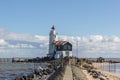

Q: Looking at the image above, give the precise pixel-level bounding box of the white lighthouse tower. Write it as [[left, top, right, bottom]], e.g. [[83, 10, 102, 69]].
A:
[[48, 25, 72, 59], [48, 25, 57, 58]]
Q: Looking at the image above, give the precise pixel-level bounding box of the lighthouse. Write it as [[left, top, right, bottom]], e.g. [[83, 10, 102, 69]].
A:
[[48, 25, 57, 58], [48, 25, 72, 59]]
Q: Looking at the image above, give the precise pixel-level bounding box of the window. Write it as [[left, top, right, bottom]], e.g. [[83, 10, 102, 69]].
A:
[[64, 45, 67, 49], [68, 45, 71, 50], [58, 46, 61, 49]]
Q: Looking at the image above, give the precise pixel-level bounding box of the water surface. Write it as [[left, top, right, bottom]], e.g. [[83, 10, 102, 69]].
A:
[[0, 62, 47, 80]]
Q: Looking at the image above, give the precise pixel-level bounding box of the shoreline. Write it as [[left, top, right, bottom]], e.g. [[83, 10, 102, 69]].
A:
[[93, 62, 120, 74], [92, 62, 109, 69], [77, 62, 120, 80], [93, 62, 120, 69], [92, 62, 120, 80]]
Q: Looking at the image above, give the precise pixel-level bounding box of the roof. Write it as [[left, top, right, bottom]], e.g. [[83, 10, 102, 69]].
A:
[[51, 25, 55, 30], [54, 41, 67, 45]]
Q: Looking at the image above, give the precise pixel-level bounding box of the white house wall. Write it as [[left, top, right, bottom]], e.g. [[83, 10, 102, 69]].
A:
[[69, 51, 72, 57], [55, 51, 72, 59]]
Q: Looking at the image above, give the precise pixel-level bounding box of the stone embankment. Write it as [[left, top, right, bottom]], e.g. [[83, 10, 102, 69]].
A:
[[15, 65, 54, 80], [15, 59, 63, 80], [72, 65, 88, 80]]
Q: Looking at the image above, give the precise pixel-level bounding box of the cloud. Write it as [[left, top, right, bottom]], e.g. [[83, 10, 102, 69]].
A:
[[1, 27, 120, 58], [35, 35, 48, 41], [0, 39, 8, 45], [58, 35, 120, 57], [89, 35, 104, 42], [7, 44, 36, 48]]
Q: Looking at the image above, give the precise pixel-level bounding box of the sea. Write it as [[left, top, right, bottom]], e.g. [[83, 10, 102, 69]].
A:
[[1, 58, 120, 80], [100, 63, 120, 74], [0, 60, 49, 80], [88, 58, 120, 74]]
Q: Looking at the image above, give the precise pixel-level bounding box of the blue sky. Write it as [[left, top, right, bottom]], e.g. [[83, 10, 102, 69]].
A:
[[0, 0, 120, 36]]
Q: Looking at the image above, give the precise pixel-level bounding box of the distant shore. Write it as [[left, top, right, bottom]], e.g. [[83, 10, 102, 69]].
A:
[[93, 62, 109, 69]]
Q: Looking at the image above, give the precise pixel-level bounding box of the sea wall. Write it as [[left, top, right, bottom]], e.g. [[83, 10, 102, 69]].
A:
[[47, 66, 64, 80], [15, 64, 54, 80], [15, 60, 63, 80]]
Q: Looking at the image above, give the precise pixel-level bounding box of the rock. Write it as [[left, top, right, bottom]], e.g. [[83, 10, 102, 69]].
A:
[[92, 74, 99, 78], [37, 66, 43, 71], [15, 77, 24, 80], [15, 62, 56, 80], [22, 76, 27, 80], [99, 76, 106, 80], [27, 73, 34, 80]]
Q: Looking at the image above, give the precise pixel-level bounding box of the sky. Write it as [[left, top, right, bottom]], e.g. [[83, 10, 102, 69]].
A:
[[0, 0, 120, 36], [0, 0, 120, 58]]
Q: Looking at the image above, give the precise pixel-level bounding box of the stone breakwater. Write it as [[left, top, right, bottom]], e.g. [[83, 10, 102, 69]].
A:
[[15, 63, 55, 80], [15, 59, 62, 80]]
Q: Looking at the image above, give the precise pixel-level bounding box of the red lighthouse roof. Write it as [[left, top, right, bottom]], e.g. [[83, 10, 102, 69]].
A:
[[51, 25, 55, 30]]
